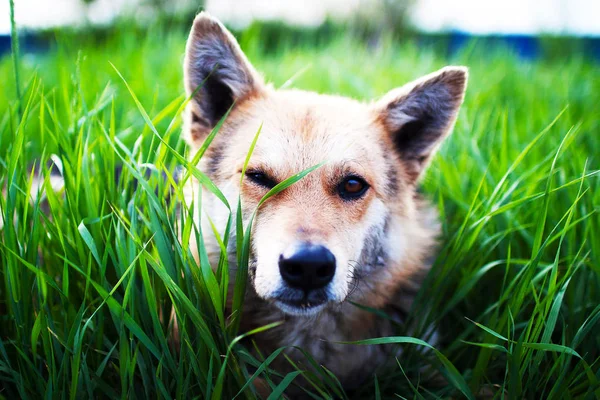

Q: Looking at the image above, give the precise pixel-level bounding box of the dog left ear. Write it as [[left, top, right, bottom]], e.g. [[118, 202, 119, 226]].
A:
[[374, 66, 468, 183]]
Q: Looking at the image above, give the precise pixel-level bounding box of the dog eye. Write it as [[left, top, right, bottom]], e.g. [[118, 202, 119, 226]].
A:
[[338, 176, 369, 200], [245, 171, 277, 189]]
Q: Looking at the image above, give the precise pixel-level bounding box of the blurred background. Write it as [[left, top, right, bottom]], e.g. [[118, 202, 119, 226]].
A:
[[1, 0, 599, 57], [1, 0, 600, 34]]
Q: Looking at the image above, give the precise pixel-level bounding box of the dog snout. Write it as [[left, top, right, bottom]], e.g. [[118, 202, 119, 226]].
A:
[[279, 244, 336, 291]]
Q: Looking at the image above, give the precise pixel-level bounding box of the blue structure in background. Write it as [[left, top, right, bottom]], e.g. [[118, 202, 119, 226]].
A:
[[1, 32, 599, 61], [0, 35, 10, 54], [446, 31, 600, 61], [0, 34, 51, 55], [448, 31, 540, 59], [583, 37, 600, 61]]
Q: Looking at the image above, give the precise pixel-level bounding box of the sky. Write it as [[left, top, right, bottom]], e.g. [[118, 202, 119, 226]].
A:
[[1, 0, 599, 36]]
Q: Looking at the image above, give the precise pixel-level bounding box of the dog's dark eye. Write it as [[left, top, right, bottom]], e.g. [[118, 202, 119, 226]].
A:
[[338, 176, 369, 200], [245, 171, 277, 189]]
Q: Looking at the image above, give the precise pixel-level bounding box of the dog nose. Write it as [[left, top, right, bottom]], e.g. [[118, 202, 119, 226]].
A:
[[279, 244, 336, 291]]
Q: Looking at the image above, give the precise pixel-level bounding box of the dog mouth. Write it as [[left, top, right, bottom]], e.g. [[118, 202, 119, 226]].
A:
[[271, 288, 330, 316], [274, 299, 327, 316]]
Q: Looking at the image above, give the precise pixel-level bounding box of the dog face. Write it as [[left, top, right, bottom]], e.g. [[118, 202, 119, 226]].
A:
[[183, 13, 467, 316]]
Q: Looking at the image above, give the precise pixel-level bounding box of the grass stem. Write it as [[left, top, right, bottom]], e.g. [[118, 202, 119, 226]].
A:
[[9, 0, 22, 118]]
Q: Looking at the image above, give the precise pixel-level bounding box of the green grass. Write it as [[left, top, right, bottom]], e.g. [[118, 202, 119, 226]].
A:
[[1, 18, 599, 399]]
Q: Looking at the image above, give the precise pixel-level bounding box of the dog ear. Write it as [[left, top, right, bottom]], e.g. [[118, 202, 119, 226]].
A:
[[183, 12, 264, 144], [374, 66, 467, 183]]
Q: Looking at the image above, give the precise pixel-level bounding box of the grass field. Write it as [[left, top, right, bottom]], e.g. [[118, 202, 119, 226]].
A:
[[1, 16, 599, 399]]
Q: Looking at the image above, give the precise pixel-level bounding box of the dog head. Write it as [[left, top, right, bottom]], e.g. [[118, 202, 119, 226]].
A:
[[183, 13, 467, 316]]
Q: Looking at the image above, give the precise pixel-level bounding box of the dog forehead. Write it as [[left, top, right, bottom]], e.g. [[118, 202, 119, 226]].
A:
[[236, 90, 385, 170]]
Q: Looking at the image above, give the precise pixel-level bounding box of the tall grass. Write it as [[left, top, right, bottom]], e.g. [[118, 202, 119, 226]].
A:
[[0, 19, 599, 398], [8, 0, 21, 116]]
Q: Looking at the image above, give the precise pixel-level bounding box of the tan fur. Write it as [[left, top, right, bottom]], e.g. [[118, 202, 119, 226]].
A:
[[181, 12, 468, 391]]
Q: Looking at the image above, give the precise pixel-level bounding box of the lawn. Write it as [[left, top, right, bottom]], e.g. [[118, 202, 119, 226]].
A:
[[0, 17, 599, 399]]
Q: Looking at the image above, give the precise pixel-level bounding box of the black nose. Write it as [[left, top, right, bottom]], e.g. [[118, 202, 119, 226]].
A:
[[279, 244, 336, 291]]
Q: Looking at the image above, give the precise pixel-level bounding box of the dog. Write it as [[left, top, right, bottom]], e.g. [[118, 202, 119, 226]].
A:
[[181, 12, 468, 390]]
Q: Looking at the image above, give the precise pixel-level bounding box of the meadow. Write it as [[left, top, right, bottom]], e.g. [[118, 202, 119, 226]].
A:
[[0, 17, 599, 399]]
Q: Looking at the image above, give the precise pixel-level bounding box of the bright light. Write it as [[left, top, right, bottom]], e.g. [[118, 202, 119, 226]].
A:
[[1, 0, 599, 36]]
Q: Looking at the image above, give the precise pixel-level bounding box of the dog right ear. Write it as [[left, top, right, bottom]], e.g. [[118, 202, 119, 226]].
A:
[[183, 12, 264, 144]]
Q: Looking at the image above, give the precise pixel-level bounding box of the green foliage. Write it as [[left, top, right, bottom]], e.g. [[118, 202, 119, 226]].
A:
[[0, 19, 599, 399], [8, 0, 21, 116]]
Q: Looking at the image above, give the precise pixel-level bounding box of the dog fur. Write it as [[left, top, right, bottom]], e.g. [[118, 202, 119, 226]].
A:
[[181, 13, 468, 390]]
